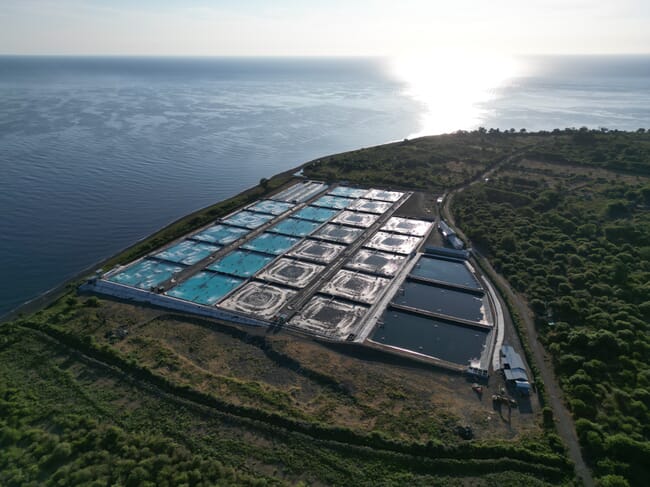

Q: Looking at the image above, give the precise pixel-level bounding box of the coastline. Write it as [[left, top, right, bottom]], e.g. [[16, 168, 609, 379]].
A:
[[0, 161, 310, 323]]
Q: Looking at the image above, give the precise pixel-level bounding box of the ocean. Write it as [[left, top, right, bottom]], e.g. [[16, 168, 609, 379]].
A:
[[1, 55, 648, 317]]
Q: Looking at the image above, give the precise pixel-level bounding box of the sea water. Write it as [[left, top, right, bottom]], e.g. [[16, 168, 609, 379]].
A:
[[1, 55, 648, 316]]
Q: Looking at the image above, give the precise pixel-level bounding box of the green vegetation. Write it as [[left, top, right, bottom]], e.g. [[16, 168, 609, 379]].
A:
[[453, 129, 650, 486], [6, 128, 650, 485], [0, 309, 570, 485], [303, 131, 545, 189]]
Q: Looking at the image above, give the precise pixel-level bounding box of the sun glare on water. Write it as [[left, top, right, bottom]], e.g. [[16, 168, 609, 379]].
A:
[[389, 52, 521, 137]]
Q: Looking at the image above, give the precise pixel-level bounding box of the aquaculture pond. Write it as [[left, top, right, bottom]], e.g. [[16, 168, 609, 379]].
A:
[[241, 233, 300, 255], [166, 271, 244, 305], [108, 259, 184, 289], [191, 224, 249, 245], [154, 240, 220, 265], [410, 256, 481, 289], [311, 195, 355, 210], [371, 309, 489, 365], [292, 206, 339, 222], [394, 280, 487, 323], [329, 186, 368, 198], [207, 250, 274, 278], [268, 217, 321, 237], [221, 210, 275, 229]]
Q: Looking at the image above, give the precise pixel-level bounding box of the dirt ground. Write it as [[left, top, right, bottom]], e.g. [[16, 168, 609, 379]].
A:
[[69, 296, 543, 445], [393, 191, 439, 220]]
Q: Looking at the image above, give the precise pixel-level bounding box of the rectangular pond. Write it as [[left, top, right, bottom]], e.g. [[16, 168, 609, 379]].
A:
[[271, 181, 328, 203], [364, 189, 404, 202], [219, 282, 297, 319], [371, 309, 489, 365], [292, 206, 339, 222], [221, 210, 275, 229], [345, 249, 406, 277], [411, 256, 482, 290], [166, 271, 244, 305], [191, 224, 249, 245], [312, 223, 363, 244], [331, 210, 379, 228], [289, 296, 368, 339], [311, 195, 355, 210], [257, 258, 325, 288], [287, 240, 346, 264], [268, 217, 321, 237], [241, 232, 301, 255], [154, 240, 220, 266], [364, 232, 421, 255], [107, 259, 184, 290], [207, 250, 275, 278], [246, 199, 294, 215], [394, 280, 487, 324], [329, 186, 368, 198], [320, 269, 390, 304], [381, 217, 432, 237], [350, 199, 394, 214]]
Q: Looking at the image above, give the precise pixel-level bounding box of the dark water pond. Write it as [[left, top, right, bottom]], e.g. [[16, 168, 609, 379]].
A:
[[372, 309, 488, 364], [411, 256, 481, 289], [394, 280, 485, 322]]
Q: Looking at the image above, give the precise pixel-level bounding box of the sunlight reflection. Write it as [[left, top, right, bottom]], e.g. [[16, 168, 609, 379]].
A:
[[390, 52, 521, 136]]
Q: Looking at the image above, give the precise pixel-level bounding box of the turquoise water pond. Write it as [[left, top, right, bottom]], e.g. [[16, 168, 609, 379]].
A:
[[108, 259, 184, 289], [241, 233, 300, 255], [269, 218, 321, 237], [207, 250, 274, 277], [166, 271, 243, 305], [311, 195, 355, 210], [222, 210, 275, 229], [154, 240, 220, 265], [191, 224, 249, 245], [292, 206, 339, 222]]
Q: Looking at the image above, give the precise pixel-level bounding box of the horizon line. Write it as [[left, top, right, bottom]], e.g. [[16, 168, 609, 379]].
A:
[[1, 52, 650, 58]]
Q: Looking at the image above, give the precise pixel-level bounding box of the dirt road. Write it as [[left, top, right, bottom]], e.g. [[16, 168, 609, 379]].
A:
[[441, 163, 594, 487]]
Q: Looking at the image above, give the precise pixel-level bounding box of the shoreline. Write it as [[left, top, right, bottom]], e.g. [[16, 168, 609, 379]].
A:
[[0, 135, 420, 324], [0, 161, 313, 323]]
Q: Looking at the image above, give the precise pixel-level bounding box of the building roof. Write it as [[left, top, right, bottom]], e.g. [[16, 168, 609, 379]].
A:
[[501, 345, 529, 382], [449, 235, 465, 250], [504, 368, 528, 382], [501, 345, 525, 370], [438, 220, 455, 237]]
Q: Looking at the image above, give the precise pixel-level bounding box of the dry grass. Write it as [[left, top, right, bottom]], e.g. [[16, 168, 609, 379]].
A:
[[65, 297, 543, 444]]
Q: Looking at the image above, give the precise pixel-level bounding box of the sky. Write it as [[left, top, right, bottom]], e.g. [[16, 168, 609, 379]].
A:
[[1, 0, 649, 56]]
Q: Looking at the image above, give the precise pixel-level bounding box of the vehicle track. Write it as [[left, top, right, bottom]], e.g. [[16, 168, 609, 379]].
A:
[[441, 152, 594, 487]]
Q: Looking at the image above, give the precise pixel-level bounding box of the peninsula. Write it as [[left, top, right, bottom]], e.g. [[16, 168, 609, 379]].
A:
[[2, 129, 649, 487]]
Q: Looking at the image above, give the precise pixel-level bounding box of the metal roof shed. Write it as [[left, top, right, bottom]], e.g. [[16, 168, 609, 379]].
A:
[[501, 345, 530, 380], [501, 345, 532, 395], [501, 345, 526, 371]]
